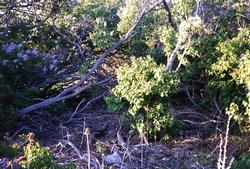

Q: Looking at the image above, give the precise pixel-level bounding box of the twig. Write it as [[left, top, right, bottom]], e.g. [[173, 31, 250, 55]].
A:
[[84, 128, 91, 169], [120, 130, 134, 169], [65, 98, 85, 123], [213, 96, 223, 115], [166, 41, 181, 72], [222, 116, 231, 169], [217, 116, 233, 169], [62, 139, 100, 169], [53, 27, 90, 66], [62, 140, 84, 159], [65, 91, 106, 124], [18, 77, 111, 116], [139, 133, 147, 169], [184, 85, 200, 107], [78, 92, 107, 113], [80, 119, 86, 150], [11, 127, 25, 139]]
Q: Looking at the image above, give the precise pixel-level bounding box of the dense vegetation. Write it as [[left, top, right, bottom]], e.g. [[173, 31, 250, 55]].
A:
[[0, 0, 249, 168]]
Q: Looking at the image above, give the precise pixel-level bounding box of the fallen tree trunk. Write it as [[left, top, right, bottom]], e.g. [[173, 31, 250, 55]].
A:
[[18, 1, 163, 115]]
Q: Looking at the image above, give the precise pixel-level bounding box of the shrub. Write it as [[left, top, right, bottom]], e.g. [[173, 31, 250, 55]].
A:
[[232, 152, 250, 169], [0, 43, 41, 129], [0, 42, 74, 129], [0, 141, 17, 158], [105, 56, 180, 139], [20, 134, 75, 169], [208, 27, 250, 131]]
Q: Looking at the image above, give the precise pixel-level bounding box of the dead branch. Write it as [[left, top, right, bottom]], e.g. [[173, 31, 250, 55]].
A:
[[53, 27, 90, 66], [65, 98, 86, 124], [62, 140, 101, 169], [166, 41, 181, 72], [18, 77, 111, 116], [162, 0, 177, 31], [165, 0, 204, 72], [66, 92, 107, 124], [18, 1, 163, 115], [62, 140, 84, 160]]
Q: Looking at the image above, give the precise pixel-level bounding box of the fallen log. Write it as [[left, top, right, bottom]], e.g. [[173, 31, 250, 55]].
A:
[[18, 1, 163, 115]]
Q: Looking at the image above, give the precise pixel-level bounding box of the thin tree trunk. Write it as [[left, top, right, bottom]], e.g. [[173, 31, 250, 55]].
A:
[[165, 42, 181, 72]]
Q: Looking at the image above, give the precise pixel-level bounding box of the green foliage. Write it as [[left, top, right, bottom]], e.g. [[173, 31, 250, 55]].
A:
[[95, 140, 109, 154], [89, 18, 117, 49], [171, 0, 196, 21], [73, 0, 120, 50], [117, 0, 168, 57], [104, 92, 125, 113], [210, 28, 250, 80], [20, 139, 75, 169], [0, 45, 41, 129], [160, 26, 177, 57], [1, 0, 250, 153], [208, 27, 250, 131], [0, 141, 17, 158], [117, 0, 142, 34], [232, 152, 250, 169], [105, 56, 180, 139]]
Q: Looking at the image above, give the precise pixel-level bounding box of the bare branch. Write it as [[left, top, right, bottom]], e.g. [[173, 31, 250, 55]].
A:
[[53, 27, 90, 66], [18, 77, 111, 116], [165, 41, 181, 72], [66, 92, 107, 124], [162, 0, 177, 31], [61, 140, 101, 169], [62, 140, 84, 159]]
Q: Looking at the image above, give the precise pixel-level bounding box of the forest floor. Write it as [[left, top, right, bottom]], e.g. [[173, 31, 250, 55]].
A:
[[2, 103, 238, 169]]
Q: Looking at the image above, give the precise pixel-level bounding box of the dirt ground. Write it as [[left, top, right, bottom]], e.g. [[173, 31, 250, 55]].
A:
[[1, 104, 238, 169]]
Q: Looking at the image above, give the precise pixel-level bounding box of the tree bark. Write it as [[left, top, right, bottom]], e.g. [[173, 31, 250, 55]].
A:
[[162, 0, 177, 31], [165, 41, 181, 72]]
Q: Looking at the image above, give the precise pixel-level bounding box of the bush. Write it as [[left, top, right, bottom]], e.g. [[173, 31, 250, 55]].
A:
[[0, 141, 17, 158], [0, 43, 42, 129], [0, 41, 74, 129], [105, 56, 180, 139], [20, 134, 75, 169], [208, 27, 250, 131], [232, 152, 250, 169]]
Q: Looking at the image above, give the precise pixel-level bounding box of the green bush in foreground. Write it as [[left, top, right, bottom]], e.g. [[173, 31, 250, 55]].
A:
[[20, 134, 75, 169], [105, 56, 180, 139]]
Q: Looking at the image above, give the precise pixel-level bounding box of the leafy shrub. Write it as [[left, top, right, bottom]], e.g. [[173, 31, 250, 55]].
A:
[[89, 18, 118, 49], [0, 141, 17, 158], [72, 0, 120, 50], [20, 135, 75, 169], [160, 26, 177, 57], [171, 0, 196, 20], [0, 41, 75, 129], [208, 27, 250, 131], [232, 152, 250, 169], [105, 56, 180, 139], [0, 43, 43, 129], [0, 42, 41, 154]]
